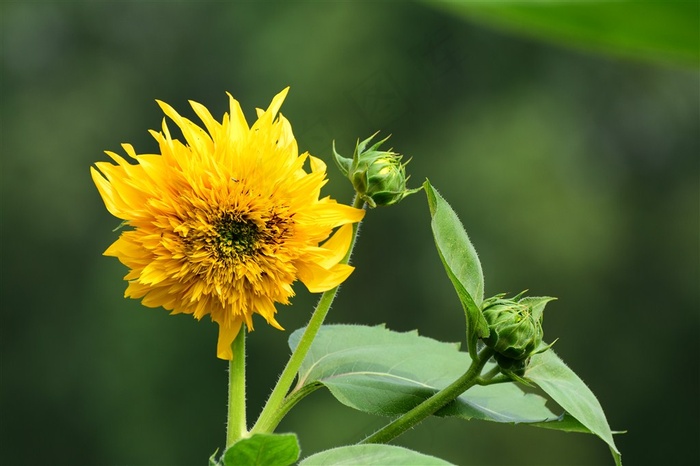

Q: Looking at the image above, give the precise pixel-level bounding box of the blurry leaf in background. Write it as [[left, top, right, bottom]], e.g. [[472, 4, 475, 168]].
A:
[[424, 0, 699, 67]]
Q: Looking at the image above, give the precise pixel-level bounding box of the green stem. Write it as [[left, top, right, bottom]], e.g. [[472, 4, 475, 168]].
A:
[[262, 382, 325, 432], [226, 328, 247, 447], [361, 347, 495, 445], [479, 365, 501, 382], [251, 195, 365, 435], [477, 373, 513, 386]]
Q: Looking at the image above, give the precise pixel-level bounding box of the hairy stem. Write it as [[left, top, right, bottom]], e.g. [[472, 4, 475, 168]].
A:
[[226, 329, 247, 447], [263, 382, 325, 433], [477, 373, 513, 386], [361, 347, 495, 444]]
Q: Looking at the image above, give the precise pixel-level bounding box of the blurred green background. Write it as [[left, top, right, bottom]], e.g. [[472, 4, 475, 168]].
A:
[[2, 1, 698, 465]]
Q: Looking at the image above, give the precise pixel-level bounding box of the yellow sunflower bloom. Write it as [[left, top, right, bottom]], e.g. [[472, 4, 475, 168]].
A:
[[91, 88, 365, 360]]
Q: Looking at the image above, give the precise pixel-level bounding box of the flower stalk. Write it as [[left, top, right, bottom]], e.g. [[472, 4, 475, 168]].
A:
[[226, 329, 247, 447], [251, 195, 365, 435]]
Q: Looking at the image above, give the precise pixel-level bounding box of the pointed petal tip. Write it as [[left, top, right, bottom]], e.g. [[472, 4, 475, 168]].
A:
[[154, 99, 171, 113], [266, 87, 291, 116], [271, 86, 290, 101]]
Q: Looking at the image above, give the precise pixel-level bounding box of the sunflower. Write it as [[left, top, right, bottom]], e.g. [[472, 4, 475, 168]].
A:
[[91, 88, 365, 359]]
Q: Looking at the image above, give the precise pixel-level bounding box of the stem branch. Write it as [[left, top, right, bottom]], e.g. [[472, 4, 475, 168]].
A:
[[477, 373, 513, 386], [263, 382, 324, 432], [361, 347, 495, 444]]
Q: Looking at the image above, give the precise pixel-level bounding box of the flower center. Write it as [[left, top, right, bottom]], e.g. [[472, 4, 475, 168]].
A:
[[213, 214, 261, 260]]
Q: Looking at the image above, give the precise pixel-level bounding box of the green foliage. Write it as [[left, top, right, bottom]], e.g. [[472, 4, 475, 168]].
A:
[[220, 433, 300, 466], [299, 444, 453, 465], [289, 324, 558, 424], [424, 180, 488, 359], [426, 0, 699, 66], [527, 347, 622, 465]]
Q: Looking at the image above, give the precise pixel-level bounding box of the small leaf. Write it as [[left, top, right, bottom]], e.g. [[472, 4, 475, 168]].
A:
[[424, 180, 488, 358], [299, 444, 453, 465], [222, 433, 300, 466], [290, 325, 558, 425], [527, 348, 622, 464]]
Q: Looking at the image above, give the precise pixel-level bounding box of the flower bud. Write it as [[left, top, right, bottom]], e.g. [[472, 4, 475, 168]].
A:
[[333, 133, 420, 208], [481, 295, 543, 361]]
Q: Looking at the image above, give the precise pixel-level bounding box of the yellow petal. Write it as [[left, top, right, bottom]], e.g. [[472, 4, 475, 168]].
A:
[[189, 100, 221, 140], [297, 261, 355, 293], [306, 202, 365, 227], [266, 87, 290, 117], [318, 224, 353, 269], [252, 88, 290, 128], [257, 298, 284, 331], [277, 114, 298, 153], [308, 155, 327, 174], [91, 166, 121, 218], [216, 319, 243, 360], [157, 100, 213, 153]]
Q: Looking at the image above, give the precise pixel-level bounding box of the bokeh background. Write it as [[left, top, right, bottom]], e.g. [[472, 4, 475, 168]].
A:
[[2, 1, 698, 465]]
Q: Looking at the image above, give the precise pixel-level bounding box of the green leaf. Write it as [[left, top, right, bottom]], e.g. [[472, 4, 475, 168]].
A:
[[424, 0, 699, 67], [527, 348, 622, 465], [299, 444, 453, 465], [290, 325, 558, 424], [222, 433, 300, 466], [424, 180, 488, 359]]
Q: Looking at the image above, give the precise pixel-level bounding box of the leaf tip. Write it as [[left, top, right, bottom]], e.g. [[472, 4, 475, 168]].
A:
[[423, 179, 438, 215]]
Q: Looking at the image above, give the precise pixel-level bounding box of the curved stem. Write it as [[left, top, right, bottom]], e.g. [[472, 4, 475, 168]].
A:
[[263, 382, 325, 433], [251, 195, 365, 435], [361, 347, 495, 445], [250, 288, 338, 434], [226, 329, 247, 447]]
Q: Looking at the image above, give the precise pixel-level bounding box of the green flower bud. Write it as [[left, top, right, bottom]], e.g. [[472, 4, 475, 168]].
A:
[[333, 133, 421, 208], [481, 296, 543, 361]]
